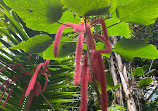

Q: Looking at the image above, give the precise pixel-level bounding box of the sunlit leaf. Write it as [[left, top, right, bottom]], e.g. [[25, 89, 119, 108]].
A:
[[10, 35, 53, 53], [106, 18, 130, 38], [116, 0, 158, 25], [61, 0, 110, 16], [131, 67, 144, 77], [113, 38, 158, 60], [109, 0, 131, 18], [137, 78, 153, 87], [43, 37, 76, 60], [112, 84, 121, 90], [3, 0, 63, 23], [108, 104, 126, 111], [58, 37, 76, 57], [3, 0, 81, 34], [96, 42, 111, 57]]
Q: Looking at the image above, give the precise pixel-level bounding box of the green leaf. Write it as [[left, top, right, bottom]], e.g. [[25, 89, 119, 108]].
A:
[[3, 0, 81, 34], [112, 84, 121, 90], [109, 0, 131, 18], [143, 102, 157, 111], [61, 0, 110, 16], [0, 5, 29, 40], [43, 37, 76, 60], [58, 37, 76, 57], [49, 99, 77, 103], [113, 38, 158, 60], [137, 78, 153, 87], [58, 65, 72, 69], [3, 0, 63, 23], [116, 0, 158, 25], [96, 42, 111, 57], [10, 35, 53, 53], [116, 0, 131, 5], [36, 11, 81, 34], [131, 67, 144, 77], [106, 72, 114, 91], [106, 18, 130, 38], [108, 104, 126, 111], [0, 27, 19, 45]]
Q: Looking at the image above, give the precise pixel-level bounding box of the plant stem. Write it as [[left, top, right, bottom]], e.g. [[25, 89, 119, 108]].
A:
[[57, 21, 75, 29], [149, 59, 154, 72], [40, 93, 55, 111]]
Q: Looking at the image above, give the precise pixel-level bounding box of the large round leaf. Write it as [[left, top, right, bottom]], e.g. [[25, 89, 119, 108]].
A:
[[116, 0, 158, 25], [61, 0, 110, 16], [43, 37, 76, 60], [58, 37, 76, 57], [113, 38, 158, 60], [3, 0, 63, 23], [10, 35, 53, 53], [106, 18, 130, 38], [3, 0, 81, 34]]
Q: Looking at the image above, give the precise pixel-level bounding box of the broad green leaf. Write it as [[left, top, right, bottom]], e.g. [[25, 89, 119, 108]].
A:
[[131, 67, 144, 77], [61, 0, 110, 16], [10, 35, 53, 53], [137, 78, 153, 87], [37, 11, 81, 34], [42, 44, 73, 61], [3, 0, 63, 24], [58, 37, 76, 57], [96, 42, 111, 57], [43, 37, 76, 60], [3, 0, 81, 34], [113, 38, 158, 60], [116, 0, 131, 5], [109, 0, 131, 18], [116, 0, 158, 25], [106, 18, 130, 38]]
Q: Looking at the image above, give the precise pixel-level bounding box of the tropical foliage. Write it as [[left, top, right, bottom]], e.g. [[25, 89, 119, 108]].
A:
[[0, 0, 158, 111]]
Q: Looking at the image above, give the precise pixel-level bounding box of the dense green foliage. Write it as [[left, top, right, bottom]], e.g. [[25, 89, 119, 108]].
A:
[[0, 0, 158, 110]]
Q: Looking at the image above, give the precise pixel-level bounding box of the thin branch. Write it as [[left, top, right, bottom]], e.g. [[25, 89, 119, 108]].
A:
[[149, 59, 154, 72], [57, 21, 75, 29], [91, 20, 121, 29], [110, 55, 118, 86], [40, 93, 55, 111]]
